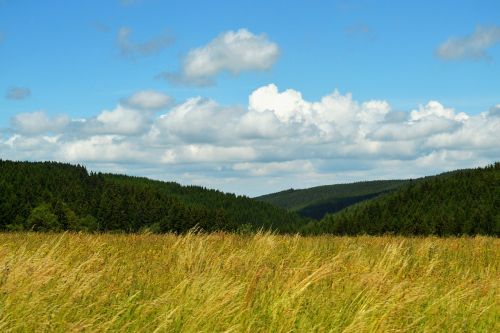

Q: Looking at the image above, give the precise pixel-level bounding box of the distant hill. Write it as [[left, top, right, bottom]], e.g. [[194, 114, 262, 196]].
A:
[[304, 163, 500, 236], [255, 180, 409, 219], [0, 160, 306, 233], [1, 159, 497, 236]]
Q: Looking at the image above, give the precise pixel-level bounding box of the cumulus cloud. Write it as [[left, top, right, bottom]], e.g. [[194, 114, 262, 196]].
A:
[[237, 110, 285, 139], [424, 113, 499, 150], [436, 26, 500, 61], [248, 83, 391, 140], [122, 90, 171, 110], [87, 105, 151, 135], [6, 87, 31, 100], [117, 27, 172, 57], [164, 29, 279, 86], [56, 135, 148, 163], [162, 145, 256, 164], [2, 84, 498, 196], [370, 101, 469, 141], [11, 111, 69, 134], [410, 101, 468, 122], [371, 118, 460, 141], [249, 84, 310, 123], [233, 160, 315, 177]]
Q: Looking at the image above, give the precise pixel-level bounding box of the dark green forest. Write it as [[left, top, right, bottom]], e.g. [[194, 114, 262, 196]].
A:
[[0, 160, 305, 233], [304, 163, 500, 236], [256, 180, 409, 219], [0, 159, 498, 236]]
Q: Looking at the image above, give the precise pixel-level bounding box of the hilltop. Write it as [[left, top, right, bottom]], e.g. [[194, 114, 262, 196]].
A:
[[1, 159, 498, 236], [255, 180, 409, 219], [305, 163, 499, 236], [0, 160, 305, 233]]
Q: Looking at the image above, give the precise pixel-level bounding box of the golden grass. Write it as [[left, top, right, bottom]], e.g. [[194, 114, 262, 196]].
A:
[[0, 232, 498, 332]]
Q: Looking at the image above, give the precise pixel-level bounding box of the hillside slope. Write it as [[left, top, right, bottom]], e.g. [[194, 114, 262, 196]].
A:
[[304, 163, 500, 236], [0, 160, 306, 233], [256, 180, 409, 219]]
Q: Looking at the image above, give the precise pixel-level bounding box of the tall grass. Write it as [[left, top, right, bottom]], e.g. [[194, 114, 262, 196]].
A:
[[0, 232, 498, 332]]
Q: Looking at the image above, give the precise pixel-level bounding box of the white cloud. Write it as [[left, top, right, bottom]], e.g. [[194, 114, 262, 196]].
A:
[[410, 101, 468, 122], [117, 27, 172, 57], [161, 145, 256, 164], [123, 90, 171, 110], [11, 111, 69, 134], [248, 84, 391, 141], [425, 113, 500, 150], [249, 84, 310, 123], [56, 135, 148, 163], [436, 26, 500, 61], [4, 134, 58, 151], [233, 160, 315, 176], [371, 117, 461, 141], [87, 105, 151, 135], [151, 97, 242, 143], [2, 85, 498, 196], [165, 29, 279, 86], [237, 110, 285, 139]]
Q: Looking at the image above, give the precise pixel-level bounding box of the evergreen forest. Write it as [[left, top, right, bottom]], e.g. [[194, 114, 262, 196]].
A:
[[0, 159, 498, 236]]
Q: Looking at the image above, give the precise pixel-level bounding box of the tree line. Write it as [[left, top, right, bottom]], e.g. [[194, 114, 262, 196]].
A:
[[1, 159, 498, 236], [304, 163, 500, 236], [0, 160, 305, 233]]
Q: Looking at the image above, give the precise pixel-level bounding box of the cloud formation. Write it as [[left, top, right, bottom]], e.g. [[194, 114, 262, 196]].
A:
[[436, 26, 500, 61], [11, 111, 69, 134], [6, 87, 31, 100], [122, 90, 172, 110], [1, 85, 498, 196], [117, 27, 172, 57], [164, 29, 279, 86]]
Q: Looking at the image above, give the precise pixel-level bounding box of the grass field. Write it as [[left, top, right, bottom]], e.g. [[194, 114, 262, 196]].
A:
[[0, 233, 498, 332]]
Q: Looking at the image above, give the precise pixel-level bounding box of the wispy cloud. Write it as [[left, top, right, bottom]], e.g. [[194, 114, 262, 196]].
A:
[[162, 29, 279, 86], [6, 87, 31, 100], [436, 25, 500, 61], [117, 27, 172, 58]]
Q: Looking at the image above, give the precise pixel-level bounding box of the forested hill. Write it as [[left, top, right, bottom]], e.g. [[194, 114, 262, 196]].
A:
[[1, 160, 498, 236], [0, 160, 306, 233], [255, 180, 409, 219], [304, 163, 500, 236]]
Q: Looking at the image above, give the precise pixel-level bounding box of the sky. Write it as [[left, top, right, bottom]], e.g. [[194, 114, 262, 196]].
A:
[[0, 0, 499, 196]]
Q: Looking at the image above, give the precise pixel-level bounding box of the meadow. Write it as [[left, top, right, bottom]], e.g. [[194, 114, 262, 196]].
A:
[[0, 232, 498, 332]]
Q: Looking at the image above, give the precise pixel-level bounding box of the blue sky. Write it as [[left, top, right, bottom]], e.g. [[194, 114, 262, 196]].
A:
[[1, 0, 499, 196]]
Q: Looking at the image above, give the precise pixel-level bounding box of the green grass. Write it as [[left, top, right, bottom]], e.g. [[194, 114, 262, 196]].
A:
[[0, 233, 498, 332]]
